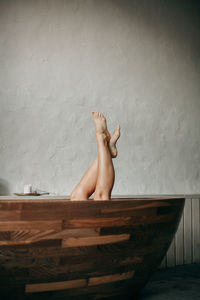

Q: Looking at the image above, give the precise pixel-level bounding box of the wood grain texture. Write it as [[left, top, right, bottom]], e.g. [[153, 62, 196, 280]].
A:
[[88, 271, 135, 286], [62, 234, 130, 248], [0, 197, 185, 299], [0, 220, 62, 231], [26, 278, 87, 293]]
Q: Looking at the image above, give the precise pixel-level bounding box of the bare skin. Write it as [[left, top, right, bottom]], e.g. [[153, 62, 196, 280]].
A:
[[70, 112, 120, 200], [109, 125, 120, 158]]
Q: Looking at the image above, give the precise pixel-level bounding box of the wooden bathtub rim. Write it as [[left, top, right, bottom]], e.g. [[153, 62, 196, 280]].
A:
[[0, 196, 185, 203]]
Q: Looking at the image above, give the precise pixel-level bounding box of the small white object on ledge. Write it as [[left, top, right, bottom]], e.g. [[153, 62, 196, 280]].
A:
[[24, 184, 32, 194]]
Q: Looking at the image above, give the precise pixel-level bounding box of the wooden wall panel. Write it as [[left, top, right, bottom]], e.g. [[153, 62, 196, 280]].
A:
[[184, 198, 192, 264], [159, 197, 200, 269], [192, 198, 200, 262], [175, 212, 184, 265]]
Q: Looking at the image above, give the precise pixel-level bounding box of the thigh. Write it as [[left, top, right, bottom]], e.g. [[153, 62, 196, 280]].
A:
[[70, 184, 89, 200]]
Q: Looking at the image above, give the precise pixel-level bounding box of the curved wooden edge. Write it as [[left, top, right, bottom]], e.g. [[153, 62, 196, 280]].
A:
[[0, 197, 185, 204]]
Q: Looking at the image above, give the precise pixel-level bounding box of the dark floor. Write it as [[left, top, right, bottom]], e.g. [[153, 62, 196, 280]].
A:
[[138, 263, 200, 300]]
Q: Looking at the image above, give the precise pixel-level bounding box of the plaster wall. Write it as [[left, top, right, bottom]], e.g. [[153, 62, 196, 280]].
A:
[[0, 0, 200, 195]]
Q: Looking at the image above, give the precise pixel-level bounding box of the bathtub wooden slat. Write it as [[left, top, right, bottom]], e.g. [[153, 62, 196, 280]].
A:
[[27, 258, 138, 283], [0, 239, 62, 248], [1, 199, 170, 209], [100, 220, 176, 236], [100, 207, 158, 218], [9, 229, 55, 242], [0, 241, 146, 269], [0, 228, 100, 243], [62, 234, 130, 248], [0, 199, 181, 221], [63, 213, 178, 229], [101, 201, 170, 213], [0, 220, 62, 231], [0, 239, 62, 246], [63, 217, 132, 228], [88, 271, 135, 286], [18, 202, 140, 220], [0, 251, 140, 284], [25, 278, 87, 293]]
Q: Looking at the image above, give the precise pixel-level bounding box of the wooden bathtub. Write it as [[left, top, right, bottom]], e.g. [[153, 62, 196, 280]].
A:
[[0, 196, 185, 299]]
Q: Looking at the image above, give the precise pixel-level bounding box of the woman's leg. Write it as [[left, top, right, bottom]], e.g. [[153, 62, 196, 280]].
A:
[[70, 113, 120, 200], [93, 112, 116, 200], [70, 157, 98, 200]]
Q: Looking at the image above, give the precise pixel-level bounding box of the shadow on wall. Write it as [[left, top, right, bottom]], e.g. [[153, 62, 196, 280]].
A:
[[111, 0, 200, 55], [0, 179, 10, 195]]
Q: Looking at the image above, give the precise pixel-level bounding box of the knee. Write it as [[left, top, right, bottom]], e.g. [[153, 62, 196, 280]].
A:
[[70, 190, 78, 200], [70, 187, 88, 200], [94, 189, 110, 200]]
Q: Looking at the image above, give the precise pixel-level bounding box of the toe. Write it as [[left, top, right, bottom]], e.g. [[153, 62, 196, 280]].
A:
[[100, 113, 105, 120]]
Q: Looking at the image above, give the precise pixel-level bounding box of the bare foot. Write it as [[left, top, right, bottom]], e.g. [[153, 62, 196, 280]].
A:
[[92, 112, 108, 139], [108, 125, 120, 158], [105, 129, 111, 142]]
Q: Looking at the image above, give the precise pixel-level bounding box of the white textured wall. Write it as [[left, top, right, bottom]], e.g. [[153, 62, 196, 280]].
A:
[[0, 0, 200, 196]]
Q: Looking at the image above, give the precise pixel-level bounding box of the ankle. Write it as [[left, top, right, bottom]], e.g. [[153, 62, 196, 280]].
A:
[[96, 132, 107, 144]]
